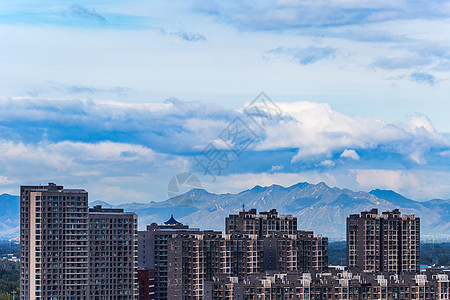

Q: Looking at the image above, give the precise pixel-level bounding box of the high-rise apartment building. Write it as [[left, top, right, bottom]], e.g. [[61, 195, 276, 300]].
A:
[[88, 205, 138, 299], [138, 209, 328, 300], [138, 217, 223, 300], [20, 183, 89, 300], [227, 208, 328, 273], [138, 269, 155, 300], [226, 209, 297, 237], [20, 183, 138, 300], [222, 233, 264, 277], [347, 208, 420, 274], [261, 234, 297, 272], [297, 230, 328, 272], [166, 230, 223, 299]]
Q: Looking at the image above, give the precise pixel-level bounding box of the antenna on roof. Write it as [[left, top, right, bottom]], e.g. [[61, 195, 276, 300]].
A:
[[242, 203, 245, 212]]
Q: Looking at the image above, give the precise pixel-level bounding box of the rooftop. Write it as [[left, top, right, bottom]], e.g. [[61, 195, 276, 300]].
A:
[[164, 214, 181, 225]]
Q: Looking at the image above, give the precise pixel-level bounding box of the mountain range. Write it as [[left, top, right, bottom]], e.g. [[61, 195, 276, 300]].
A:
[[1, 182, 449, 240]]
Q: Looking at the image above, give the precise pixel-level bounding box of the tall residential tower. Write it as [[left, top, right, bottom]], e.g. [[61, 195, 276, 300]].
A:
[[88, 205, 138, 299], [20, 183, 89, 300], [347, 208, 420, 274], [20, 183, 138, 300]]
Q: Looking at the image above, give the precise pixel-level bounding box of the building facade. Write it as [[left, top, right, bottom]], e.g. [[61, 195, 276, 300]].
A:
[[20, 183, 89, 300], [227, 209, 328, 273], [88, 205, 138, 299], [222, 233, 264, 277], [138, 209, 328, 300], [204, 269, 449, 300], [138, 217, 223, 300], [138, 269, 155, 300], [347, 209, 420, 274], [20, 183, 138, 300], [226, 209, 297, 238]]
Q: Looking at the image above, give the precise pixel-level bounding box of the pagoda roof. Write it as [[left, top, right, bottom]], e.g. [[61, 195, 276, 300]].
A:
[[164, 214, 181, 225]]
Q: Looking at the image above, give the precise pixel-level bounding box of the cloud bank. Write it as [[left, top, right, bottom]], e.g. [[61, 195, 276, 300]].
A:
[[196, 0, 450, 30], [0, 97, 449, 202]]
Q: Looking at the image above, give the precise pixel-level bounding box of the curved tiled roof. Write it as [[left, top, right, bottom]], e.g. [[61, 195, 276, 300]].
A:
[[164, 214, 180, 225]]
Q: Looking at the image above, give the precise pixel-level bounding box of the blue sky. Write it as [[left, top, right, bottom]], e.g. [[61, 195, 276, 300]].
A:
[[1, 0, 450, 203]]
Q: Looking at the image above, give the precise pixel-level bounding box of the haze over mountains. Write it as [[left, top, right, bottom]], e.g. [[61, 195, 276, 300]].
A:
[[1, 182, 449, 240]]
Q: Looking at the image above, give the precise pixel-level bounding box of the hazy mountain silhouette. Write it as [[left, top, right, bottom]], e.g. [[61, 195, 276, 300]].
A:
[[1, 183, 449, 240]]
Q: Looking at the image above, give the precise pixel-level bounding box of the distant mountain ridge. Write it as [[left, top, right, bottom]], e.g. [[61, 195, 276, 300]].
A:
[[1, 183, 449, 240], [0, 193, 20, 239]]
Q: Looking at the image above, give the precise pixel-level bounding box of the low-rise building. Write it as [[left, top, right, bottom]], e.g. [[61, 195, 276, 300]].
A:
[[204, 269, 449, 300]]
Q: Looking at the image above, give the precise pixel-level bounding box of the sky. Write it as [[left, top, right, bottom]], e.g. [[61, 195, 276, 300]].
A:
[[1, 0, 450, 204]]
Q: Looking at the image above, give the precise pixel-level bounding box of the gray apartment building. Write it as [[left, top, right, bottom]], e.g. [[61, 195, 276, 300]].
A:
[[222, 233, 264, 277], [347, 208, 420, 274], [88, 205, 138, 299], [138, 217, 263, 300], [138, 217, 223, 299], [227, 209, 328, 273], [20, 183, 89, 300], [297, 230, 328, 272], [20, 183, 138, 300], [225, 209, 298, 237]]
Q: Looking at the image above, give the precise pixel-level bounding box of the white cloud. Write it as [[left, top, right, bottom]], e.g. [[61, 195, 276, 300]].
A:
[[407, 114, 440, 136], [440, 150, 450, 157], [319, 160, 335, 167], [409, 151, 426, 165], [354, 169, 419, 192], [252, 101, 448, 166], [270, 165, 284, 172], [0, 98, 450, 202], [88, 185, 152, 204], [1, 98, 449, 172], [0, 176, 13, 184], [0, 138, 192, 203], [0, 139, 186, 181], [340, 149, 360, 160], [353, 169, 450, 200]]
